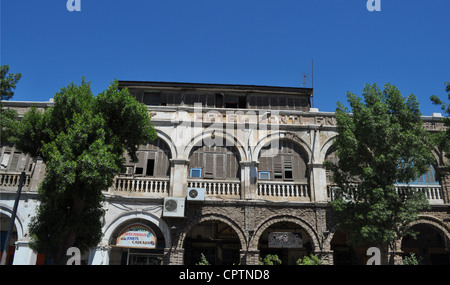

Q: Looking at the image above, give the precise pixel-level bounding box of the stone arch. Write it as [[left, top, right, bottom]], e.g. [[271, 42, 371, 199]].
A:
[[0, 206, 24, 240], [154, 129, 177, 159], [404, 215, 450, 247], [177, 213, 247, 250], [253, 131, 311, 163], [102, 211, 172, 248], [319, 135, 337, 163], [249, 214, 320, 252], [183, 129, 248, 162]]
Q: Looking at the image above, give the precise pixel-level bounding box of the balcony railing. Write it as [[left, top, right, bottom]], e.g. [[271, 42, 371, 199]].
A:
[[188, 179, 241, 198], [395, 184, 444, 205], [327, 184, 444, 205], [0, 172, 31, 191], [257, 181, 310, 201], [109, 177, 169, 197]]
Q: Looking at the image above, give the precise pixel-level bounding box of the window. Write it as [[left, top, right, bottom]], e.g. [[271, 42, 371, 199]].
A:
[[258, 140, 309, 182], [0, 153, 10, 169], [190, 168, 202, 178], [188, 143, 240, 180], [146, 159, 155, 176], [122, 139, 171, 178], [259, 171, 271, 180], [135, 167, 144, 175], [143, 92, 161, 106]]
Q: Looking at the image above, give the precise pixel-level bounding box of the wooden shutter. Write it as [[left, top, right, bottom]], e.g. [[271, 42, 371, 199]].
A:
[[204, 153, 214, 179], [273, 156, 283, 180], [9, 153, 21, 171], [134, 152, 146, 175], [215, 154, 225, 179]]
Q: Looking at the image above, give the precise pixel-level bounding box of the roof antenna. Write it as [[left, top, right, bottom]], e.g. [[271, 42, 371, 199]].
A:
[[311, 58, 314, 108]]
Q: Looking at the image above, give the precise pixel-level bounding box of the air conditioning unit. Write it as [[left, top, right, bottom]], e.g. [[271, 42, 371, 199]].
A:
[[162, 197, 185, 217], [187, 187, 205, 201]]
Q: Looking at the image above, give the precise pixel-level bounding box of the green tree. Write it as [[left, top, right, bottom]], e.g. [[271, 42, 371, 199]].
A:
[[258, 254, 282, 265], [325, 83, 435, 264], [196, 253, 211, 265], [13, 78, 156, 264], [296, 254, 322, 265], [0, 65, 22, 144], [430, 82, 450, 174]]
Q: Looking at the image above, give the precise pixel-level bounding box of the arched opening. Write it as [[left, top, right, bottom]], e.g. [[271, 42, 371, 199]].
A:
[[121, 138, 172, 178], [183, 220, 241, 265], [188, 138, 241, 180], [108, 219, 166, 265], [329, 230, 359, 265], [258, 221, 313, 265], [257, 139, 308, 183], [401, 224, 450, 265], [0, 213, 17, 265]]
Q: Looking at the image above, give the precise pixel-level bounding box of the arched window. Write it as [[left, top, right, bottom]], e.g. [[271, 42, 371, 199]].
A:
[[188, 139, 240, 180], [258, 140, 309, 182], [122, 138, 171, 178], [408, 164, 440, 185]]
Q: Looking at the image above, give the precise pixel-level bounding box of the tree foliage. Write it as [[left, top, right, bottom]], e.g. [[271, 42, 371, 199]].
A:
[[430, 82, 450, 173], [258, 254, 282, 265], [13, 78, 156, 264], [325, 83, 435, 261], [296, 254, 322, 265], [0, 65, 22, 144]]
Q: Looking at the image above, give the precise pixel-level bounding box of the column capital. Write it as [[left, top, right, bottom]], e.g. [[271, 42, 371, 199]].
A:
[[170, 159, 190, 166]]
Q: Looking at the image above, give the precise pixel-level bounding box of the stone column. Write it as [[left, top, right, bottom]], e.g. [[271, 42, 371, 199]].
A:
[[170, 159, 190, 197], [437, 166, 450, 204], [310, 163, 328, 202], [240, 249, 260, 265], [164, 247, 185, 265], [12, 241, 37, 265], [316, 250, 334, 265], [88, 245, 111, 265], [240, 161, 257, 200]]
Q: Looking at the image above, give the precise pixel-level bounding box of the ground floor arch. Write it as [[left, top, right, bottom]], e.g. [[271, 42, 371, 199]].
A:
[[0, 212, 18, 265], [178, 214, 246, 265], [249, 215, 321, 265], [401, 222, 450, 265], [107, 218, 167, 265], [183, 220, 242, 265]]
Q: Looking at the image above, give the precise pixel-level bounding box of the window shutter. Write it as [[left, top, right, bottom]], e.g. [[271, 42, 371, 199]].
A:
[[204, 153, 214, 179], [0, 153, 10, 169], [215, 154, 225, 179], [273, 156, 283, 180], [134, 152, 146, 175], [9, 153, 21, 171], [17, 154, 28, 171]]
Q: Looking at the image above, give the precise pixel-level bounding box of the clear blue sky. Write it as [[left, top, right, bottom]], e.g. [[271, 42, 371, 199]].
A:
[[1, 0, 449, 115]]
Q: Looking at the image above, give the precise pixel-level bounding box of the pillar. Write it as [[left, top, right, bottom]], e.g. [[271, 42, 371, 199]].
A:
[[240, 161, 257, 200], [12, 241, 37, 265], [170, 159, 190, 197], [240, 249, 260, 265], [88, 245, 111, 265]]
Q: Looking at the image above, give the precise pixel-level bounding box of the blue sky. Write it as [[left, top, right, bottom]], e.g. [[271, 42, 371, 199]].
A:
[[1, 0, 449, 115]]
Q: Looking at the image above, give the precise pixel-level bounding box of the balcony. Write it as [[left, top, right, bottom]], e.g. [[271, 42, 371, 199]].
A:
[[187, 179, 241, 199], [257, 181, 310, 202], [108, 177, 169, 197], [327, 184, 444, 205], [0, 172, 31, 192]]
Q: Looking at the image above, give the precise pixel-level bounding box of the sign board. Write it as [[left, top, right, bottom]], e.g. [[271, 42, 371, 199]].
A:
[[116, 224, 157, 249], [268, 232, 302, 248]]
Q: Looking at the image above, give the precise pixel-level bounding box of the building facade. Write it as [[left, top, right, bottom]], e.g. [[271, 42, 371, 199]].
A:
[[1, 81, 449, 265]]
